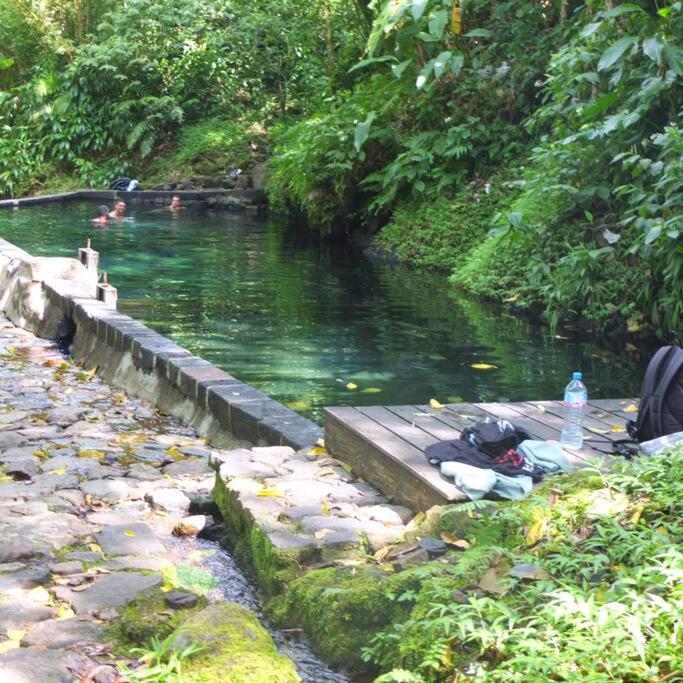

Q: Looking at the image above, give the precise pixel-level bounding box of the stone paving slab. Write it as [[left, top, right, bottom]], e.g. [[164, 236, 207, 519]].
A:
[[0, 315, 416, 680]]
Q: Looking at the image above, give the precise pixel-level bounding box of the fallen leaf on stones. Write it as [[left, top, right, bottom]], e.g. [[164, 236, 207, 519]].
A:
[[440, 532, 471, 550], [50, 465, 68, 476], [346, 382, 358, 390], [76, 367, 98, 382], [71, 583, 92, 592], [79, 449, 105, 461], [509, 563, 550, 581], [6, 629, 26, 642], [610, 425, 626, 432], [56, 606, 75, 620], [165, 446, 183, 461], [374, 546, 391, 563], [123, 530, 136, 537], [43, 359, 60, 367], [155, 510, 168, 517], [307, 447, 327, 456], [313, 530, 328, 540], [88, 543, 102, 553], [478, 563, 510, 596], [471, 363, 497, 370], [315, 438, 325, 448], [321, 501, 330, 517], [33, 449, 48, 459], [0, 641, 19, 654], [408, 512, 425, 527], [257, 488, 285, 498], [28, 586, 51, 603], [525, 519, 547, 547], [623, 404, 638, 413], [379, 563, 396, 572], [6, 347, 19, 357], [386, 542, 419, 560], [429, 398, 445, 410], [587, 426, 610, 435], [92, 608, 119, 621]]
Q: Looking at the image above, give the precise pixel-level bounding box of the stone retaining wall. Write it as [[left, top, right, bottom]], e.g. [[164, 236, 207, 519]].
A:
[[0, 188, 266, 211], [0, 237, 322, 451]]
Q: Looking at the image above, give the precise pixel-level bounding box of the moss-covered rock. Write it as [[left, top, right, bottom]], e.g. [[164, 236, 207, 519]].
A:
[[173, 602, 300, 683], [268, 564, 445, 671], [108, 588, 208, 650]]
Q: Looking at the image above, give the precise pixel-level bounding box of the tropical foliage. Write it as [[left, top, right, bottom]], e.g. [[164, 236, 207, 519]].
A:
[[0, 0, 681, 335]]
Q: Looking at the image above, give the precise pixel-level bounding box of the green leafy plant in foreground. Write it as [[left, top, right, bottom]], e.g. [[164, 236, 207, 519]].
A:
[[363, 447, 683, 682], [118, 633, 204, 683]]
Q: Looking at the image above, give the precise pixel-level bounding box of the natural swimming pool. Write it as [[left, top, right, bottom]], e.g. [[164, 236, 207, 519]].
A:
[[0, 201, 646, 421]]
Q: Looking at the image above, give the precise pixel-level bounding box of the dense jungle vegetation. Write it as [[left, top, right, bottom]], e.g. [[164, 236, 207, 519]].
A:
[[0, 0, 681, 335]]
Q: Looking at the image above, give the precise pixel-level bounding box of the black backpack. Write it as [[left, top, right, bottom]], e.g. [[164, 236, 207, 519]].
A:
[[461, 419, 533, 457], [629, 345, 683, 442]]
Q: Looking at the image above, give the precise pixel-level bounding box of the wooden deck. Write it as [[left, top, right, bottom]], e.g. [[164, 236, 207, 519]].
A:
[[325, 398, 638, 511]]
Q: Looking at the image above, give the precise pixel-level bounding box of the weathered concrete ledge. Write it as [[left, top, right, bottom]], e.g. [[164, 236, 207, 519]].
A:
[[0, 188, 266, 211], [0, 237, 321, 451]]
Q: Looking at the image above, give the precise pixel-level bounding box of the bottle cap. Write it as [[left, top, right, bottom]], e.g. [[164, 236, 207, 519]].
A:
[[573, 371, 582, 380]]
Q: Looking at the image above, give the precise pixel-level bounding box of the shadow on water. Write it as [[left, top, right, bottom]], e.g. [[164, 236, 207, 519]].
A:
[[0, 201, 646, 422]]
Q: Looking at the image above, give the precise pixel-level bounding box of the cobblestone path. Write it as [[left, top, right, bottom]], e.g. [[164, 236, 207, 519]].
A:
[[0, 317, 413, 682]]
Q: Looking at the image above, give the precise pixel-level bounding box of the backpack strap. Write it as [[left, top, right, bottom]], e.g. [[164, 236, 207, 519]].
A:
[[651, 349, 683, 437], [637, 346, 675, 438]]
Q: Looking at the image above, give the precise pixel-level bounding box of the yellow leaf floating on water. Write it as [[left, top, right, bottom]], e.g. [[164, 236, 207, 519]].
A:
[[429, 398, 445, 410], [361, 387, 382, 394], [307, 446, 327, 456], [623, 404, 638, 414], [123, 530, 136, 537], [346, 382, 358, 390], [257, 488, 286, 498], [471, 363, 498, 371]]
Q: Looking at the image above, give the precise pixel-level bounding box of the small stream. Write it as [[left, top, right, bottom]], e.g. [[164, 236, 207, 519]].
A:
[[165, 534, 351, 682]]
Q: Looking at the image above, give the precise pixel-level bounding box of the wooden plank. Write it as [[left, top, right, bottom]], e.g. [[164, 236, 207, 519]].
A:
[[356, 406, 440, 452], [324, 407, 465, 511], [589, 398, 639, 415], [383, 405, 462, 442], [533, 400, 627, 442]]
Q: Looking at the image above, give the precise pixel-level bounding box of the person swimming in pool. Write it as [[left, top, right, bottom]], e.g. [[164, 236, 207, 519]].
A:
[[92, 205, 109, 225], [108, 200, 127, 218], [169, 195, 183, 212]]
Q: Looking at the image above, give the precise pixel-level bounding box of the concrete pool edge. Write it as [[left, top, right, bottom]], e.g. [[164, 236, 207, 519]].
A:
[[0, 188, 266, 211], [0, 236, 322, 451]]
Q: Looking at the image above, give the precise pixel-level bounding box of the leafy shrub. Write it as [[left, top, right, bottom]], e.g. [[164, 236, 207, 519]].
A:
[[362, 447, 683, 681]]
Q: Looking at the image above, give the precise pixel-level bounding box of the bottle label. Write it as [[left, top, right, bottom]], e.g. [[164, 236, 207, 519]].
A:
[[562, 400, 587, 408]]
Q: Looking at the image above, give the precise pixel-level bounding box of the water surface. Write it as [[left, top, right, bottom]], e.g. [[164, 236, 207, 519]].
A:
[[0, 201, 645, 421]]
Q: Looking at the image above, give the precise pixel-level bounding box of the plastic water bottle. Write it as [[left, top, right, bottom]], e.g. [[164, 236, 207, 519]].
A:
[[561, 371, 587, 450]]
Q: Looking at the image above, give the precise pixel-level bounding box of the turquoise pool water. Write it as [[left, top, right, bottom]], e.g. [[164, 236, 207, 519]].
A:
[[0, 201, 645, 421]]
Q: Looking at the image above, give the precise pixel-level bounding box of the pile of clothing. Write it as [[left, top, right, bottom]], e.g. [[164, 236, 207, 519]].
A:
[[425, 419, 573, 500]]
